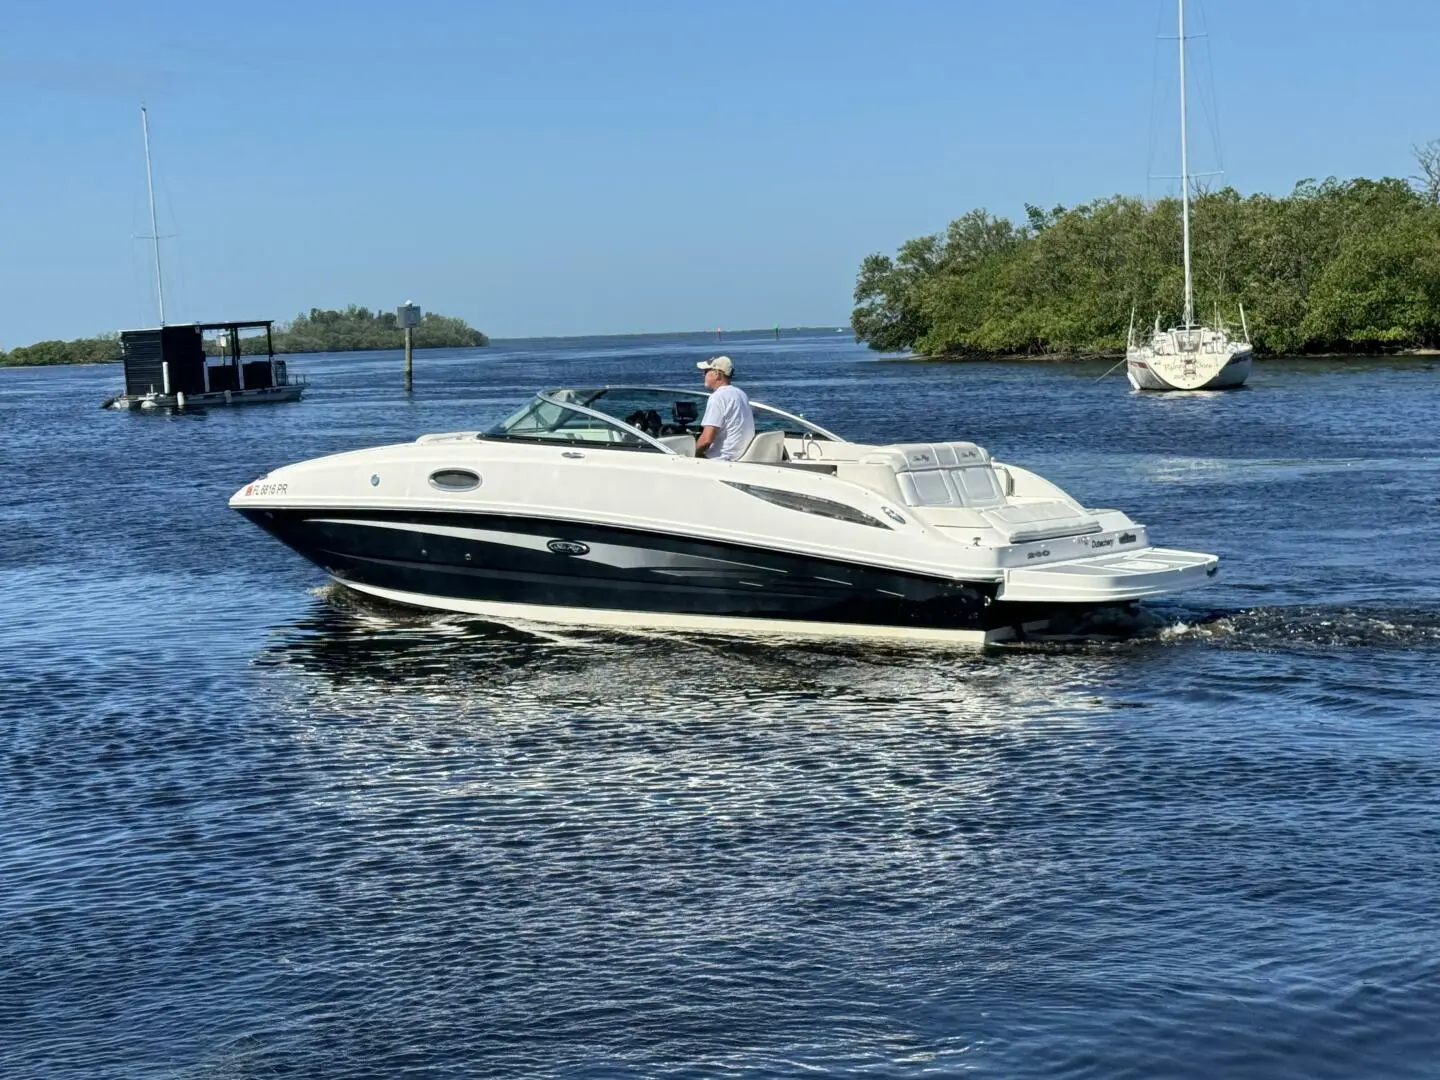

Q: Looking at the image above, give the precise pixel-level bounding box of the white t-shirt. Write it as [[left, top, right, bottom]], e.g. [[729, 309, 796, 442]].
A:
[[700, 384, 756, 460]]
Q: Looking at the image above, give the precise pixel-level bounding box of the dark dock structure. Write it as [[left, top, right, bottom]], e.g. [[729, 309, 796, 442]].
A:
[[106, 320, 305, 410]]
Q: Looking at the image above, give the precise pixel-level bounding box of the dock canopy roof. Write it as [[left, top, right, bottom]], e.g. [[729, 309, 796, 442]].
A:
[[190, 320, 274, 332]]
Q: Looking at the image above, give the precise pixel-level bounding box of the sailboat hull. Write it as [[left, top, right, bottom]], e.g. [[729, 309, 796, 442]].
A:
[[1126, 331, 1252, 391]]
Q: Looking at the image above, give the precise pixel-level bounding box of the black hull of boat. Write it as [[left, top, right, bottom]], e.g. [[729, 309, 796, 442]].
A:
[[236, 507, 1046, 634]]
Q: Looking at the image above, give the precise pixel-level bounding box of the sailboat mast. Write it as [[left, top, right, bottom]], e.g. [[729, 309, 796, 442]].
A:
[[141, 105, 166, 326], [1177, 0, 1194, 329]]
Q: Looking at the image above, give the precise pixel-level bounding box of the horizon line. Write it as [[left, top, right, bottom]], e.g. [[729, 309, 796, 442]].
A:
[[487, 324, 852, 343]]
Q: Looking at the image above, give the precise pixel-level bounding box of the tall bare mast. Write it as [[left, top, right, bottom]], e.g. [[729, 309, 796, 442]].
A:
[[1177, 0, 1193, 329], [141, 105, 166, 325]]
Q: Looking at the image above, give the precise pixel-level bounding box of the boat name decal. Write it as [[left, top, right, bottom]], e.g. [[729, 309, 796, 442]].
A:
[[547, 540, 591, 557], [1088, 537, 1115, 549]]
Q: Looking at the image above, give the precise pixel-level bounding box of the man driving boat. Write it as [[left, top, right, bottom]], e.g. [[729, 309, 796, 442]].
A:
[[694, 356, 755, 460]]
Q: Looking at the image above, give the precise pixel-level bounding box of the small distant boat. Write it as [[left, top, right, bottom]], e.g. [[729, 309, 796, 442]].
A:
[[104, 107, 305, 411], [1126, 0, 1252, 392], [1126, 313, 1252, 393]]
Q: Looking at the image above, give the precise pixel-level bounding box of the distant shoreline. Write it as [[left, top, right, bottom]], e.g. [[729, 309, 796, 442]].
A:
[[885, 347, 1440, 363], [1, 323, 854, 367], [1, 306, 489, 368], [0, 341, 488, 368]]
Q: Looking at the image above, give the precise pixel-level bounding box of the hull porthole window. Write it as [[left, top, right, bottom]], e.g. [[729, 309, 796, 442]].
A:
[[429, 469, 482, 492]]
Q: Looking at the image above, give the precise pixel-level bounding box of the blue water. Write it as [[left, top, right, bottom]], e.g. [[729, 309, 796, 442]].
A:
[[3, 332, 1439, 1079]]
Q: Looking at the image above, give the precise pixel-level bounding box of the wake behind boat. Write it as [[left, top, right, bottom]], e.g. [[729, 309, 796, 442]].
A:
[[230, 386, 1218, 644]]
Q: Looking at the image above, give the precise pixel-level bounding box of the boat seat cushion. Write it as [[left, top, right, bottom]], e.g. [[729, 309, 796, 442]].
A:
[[983, 500, 1101, 543], [738, 429, 786, 463], [859, 442, 1006, 509]]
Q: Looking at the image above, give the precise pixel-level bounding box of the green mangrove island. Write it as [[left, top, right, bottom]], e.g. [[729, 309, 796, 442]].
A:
[[853, 169, 1440, 358], [0, 305, 489, 366]]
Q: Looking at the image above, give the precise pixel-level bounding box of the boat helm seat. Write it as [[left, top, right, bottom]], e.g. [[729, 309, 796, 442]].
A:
[[671, 399, 699, 427], [738, 429, 786, 463], [657, 434, 696, 456], [859, 442, 1006, 509]]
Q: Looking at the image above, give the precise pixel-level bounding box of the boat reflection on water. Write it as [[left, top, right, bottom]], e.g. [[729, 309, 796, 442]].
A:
[[253, 586, 611, 691], [251, 590, 1137, 845], [254, 585, 1172, 734]]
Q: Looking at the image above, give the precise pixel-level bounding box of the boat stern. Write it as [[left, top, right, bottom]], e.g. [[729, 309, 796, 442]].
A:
[[997, 546, 1218, 604]]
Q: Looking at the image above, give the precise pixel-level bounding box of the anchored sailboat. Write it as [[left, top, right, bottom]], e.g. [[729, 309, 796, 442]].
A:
[[1126, 0, 1252, 391]]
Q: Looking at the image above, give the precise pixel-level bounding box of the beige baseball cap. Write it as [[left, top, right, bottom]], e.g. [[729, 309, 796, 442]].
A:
[[697, 355, 734, 376]]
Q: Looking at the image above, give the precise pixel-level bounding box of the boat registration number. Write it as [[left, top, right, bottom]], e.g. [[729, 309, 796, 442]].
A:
[[245, 482, 289, 496]]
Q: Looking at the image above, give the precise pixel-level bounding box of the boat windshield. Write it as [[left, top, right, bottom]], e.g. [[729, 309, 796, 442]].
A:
[[569, 387, 841, 441], [483, 387, 844, 450], [483, 392, 665, 452]]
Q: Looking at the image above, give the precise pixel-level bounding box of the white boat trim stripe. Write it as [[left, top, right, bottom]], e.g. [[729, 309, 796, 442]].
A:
[[340, 580, 999, 645]]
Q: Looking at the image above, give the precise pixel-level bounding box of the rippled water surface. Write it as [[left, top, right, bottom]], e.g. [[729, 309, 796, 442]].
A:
[[3, 334, 1439, 1078]]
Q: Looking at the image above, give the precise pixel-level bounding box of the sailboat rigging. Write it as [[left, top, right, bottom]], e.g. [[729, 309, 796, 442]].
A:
[[140, 105, 166, 325], [1125, 0, 1252, 391]]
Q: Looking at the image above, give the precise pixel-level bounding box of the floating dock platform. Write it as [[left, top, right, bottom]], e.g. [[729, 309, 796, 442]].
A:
[[104, 320, 305, 410]]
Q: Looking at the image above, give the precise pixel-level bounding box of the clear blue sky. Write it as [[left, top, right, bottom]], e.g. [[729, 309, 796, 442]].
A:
[[3, 0, 1436, 346]]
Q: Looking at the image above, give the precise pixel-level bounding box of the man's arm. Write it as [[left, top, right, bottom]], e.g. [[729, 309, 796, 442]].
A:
[[695, 425, 720, 457]]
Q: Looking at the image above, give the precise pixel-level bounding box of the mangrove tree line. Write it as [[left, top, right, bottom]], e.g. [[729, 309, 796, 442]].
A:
[[852, 170, 1440, 357], [232, 306, 489, 355]]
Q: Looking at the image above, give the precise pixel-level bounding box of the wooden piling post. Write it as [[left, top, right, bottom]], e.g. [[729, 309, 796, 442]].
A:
[[399, 301, 421, 393], [404, 326, 414, 393]]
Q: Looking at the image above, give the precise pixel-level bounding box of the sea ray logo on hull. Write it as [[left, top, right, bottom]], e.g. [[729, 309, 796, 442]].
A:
[[547, 540, 591, 557], [1119, 532, 1137, 544]]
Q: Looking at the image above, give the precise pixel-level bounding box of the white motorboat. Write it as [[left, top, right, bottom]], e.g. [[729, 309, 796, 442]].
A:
[[1126, 0, 1253, 392], [230, 386, 1219, 643]]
